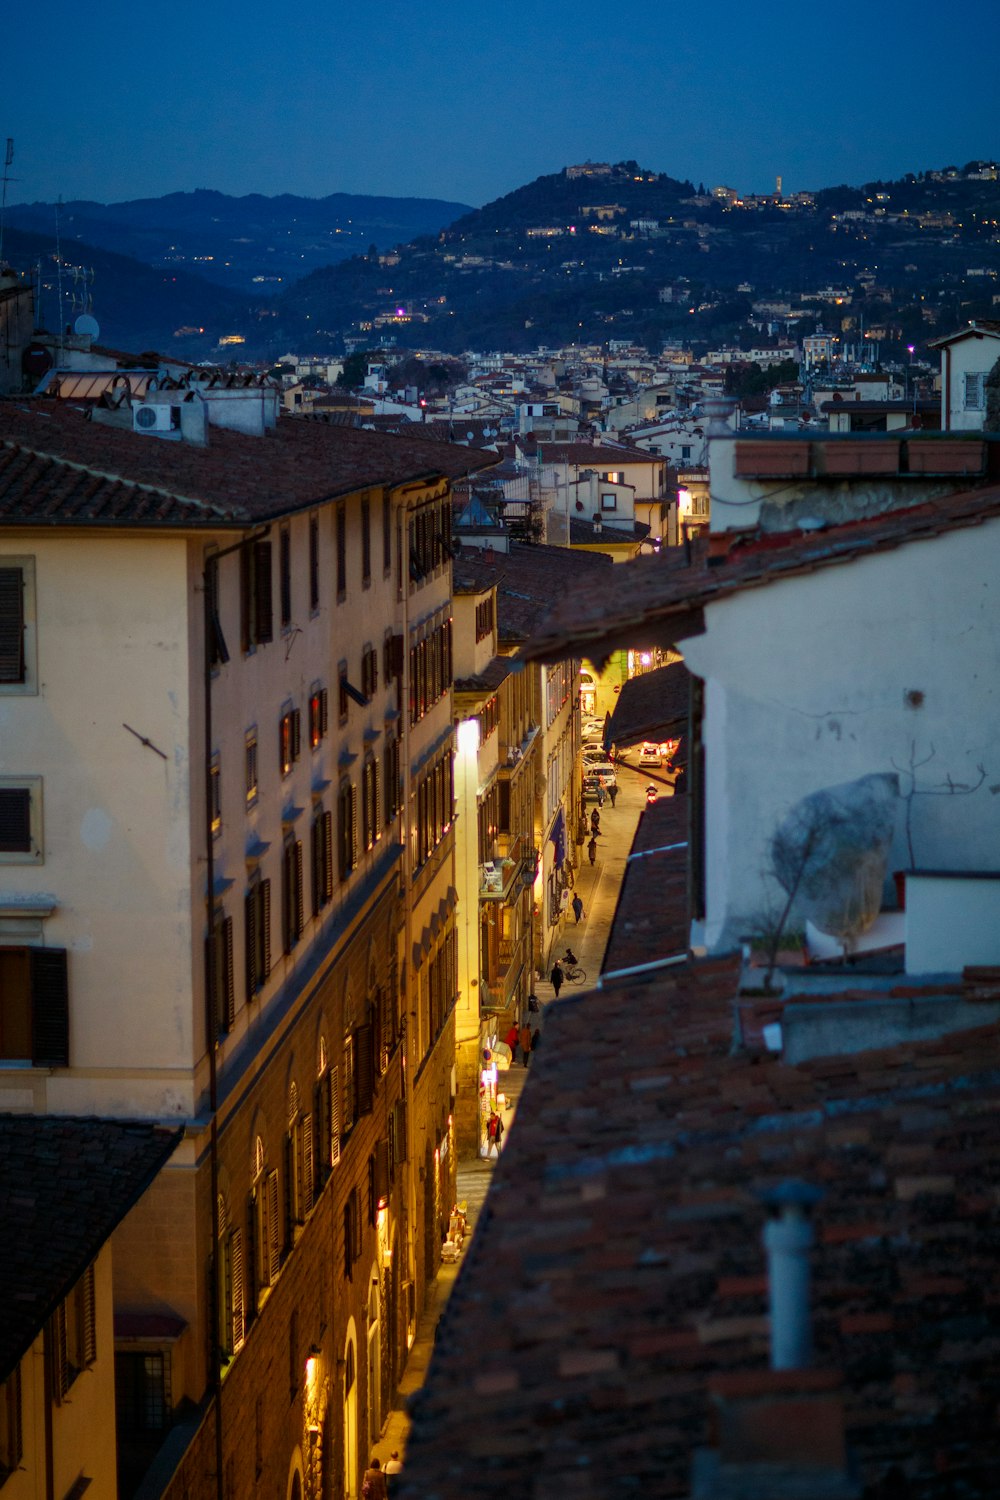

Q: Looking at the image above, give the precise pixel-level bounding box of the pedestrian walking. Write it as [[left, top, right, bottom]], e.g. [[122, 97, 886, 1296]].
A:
[[504, 1020, 520, 1064], [591, 807, 601, 835], [588, 835, 598, 866], [532, 1026, 541, 1052], [597, 781, 606, 807], [362, 1459, 389, 1500], [519, 1021, 533, 1064], [571, 892, 584, 923], [384, 1453, 403, 1497], [549, 961, 564, 999], [607, 782, 618, 807]]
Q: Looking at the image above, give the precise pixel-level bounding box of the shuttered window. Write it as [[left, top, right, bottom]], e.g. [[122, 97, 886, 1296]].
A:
[[355, 1020, 375, 1117], [206, 914, 235, 1039], [283, 840, 304, 953], [240, 540, 273, 652], [329, 1064, 341, 1166], [0, 787, 31, 854], [266, 1168, 281, 1283], [312, 809, 333, 916], [0, 947, 69, 1066], [244, 878, 271, 1001], [338, 780, 357, 881], [0, 566, 25, 685], [229, 1227, 245, 1353], [0, 1365, 22, 1476], [279, 526, 292, 627]]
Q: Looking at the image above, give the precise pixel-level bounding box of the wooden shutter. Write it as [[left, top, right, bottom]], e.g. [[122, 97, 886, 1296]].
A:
[[0, 787, 31, 853], [266, 1169, 280, 1283], [230, 1228, 245, 1351], [311, 817, 323, 918], [245, 1192, 258, 1322], [222, 917, 235, 1031], [355, 1021, 374, 1117], [292, 708, 301, 761], [350, 785, 358, 868], [52, 1300, 69, 1400], [374, 1139, 390, 1207], [294, 841, 304, 939], [31, 948, 69, 1067], [393, 1098, 408, 1164], [244, 889, 258, 1001], [329, 1065, 341, 1166], [343, 1035, 355, 1131], [0, 566, 23, 684], [79, 1264, 96, 1367], [322, 812, 334, 903], [260, 879, 271, 979], [300, 1114, 314, 1216], [284, 1132, 297, 1246], [254, 542, 273, 643]]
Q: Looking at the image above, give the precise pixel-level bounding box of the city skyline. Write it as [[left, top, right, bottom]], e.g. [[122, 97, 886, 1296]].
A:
[[4, 0, 1000, 212]]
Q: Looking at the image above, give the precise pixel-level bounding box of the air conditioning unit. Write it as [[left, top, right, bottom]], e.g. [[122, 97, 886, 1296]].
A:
[[133, 403, 176, 433]]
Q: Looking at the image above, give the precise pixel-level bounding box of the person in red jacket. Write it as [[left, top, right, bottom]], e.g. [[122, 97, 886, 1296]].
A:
[[505, 1020, 520, 1064]]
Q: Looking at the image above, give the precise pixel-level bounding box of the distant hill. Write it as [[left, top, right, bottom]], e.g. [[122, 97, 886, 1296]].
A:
[[267, 160, 1000, 358], [4, 164, 1000, 363], [2, 223, 254, 356], [4, 188, 473, 295]]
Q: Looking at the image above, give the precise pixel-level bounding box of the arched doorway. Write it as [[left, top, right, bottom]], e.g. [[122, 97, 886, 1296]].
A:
[[342, 1336, 357, 1500], [366, 1276, 381, 1453]]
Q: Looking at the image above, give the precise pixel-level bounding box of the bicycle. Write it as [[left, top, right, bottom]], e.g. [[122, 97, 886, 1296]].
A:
[[563, 962, 587, 985]]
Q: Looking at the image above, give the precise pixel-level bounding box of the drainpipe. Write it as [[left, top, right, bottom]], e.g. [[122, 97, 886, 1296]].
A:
[[760, 1180, 823, 1370]]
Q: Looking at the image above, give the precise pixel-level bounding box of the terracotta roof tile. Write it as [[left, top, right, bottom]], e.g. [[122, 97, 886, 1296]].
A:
[[0, 398, 497, 529]]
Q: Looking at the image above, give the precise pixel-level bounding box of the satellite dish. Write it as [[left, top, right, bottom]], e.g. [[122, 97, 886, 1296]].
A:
[[74, 313, 100, 339]]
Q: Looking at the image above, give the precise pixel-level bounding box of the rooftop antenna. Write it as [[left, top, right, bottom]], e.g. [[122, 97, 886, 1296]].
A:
[[0, 138, 15, 263], [55, 197, 65, 355]]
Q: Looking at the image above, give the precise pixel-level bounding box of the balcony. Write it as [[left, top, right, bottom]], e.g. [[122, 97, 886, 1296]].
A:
[[480, 833, 536, 900], [481, 930, 529, 1012]]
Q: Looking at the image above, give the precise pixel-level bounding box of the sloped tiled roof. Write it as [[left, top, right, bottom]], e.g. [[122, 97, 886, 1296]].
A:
[[0, 399, 498, 530], [0, 1116, 182, 1379], [522, 484, 1000, 664], [400, 951, 1000, 1499], [452, 542, 613, 644], [607, 659, 690, 749]]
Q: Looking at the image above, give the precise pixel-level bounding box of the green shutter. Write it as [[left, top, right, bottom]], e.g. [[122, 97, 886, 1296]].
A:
[[0, 567, 24, 684]]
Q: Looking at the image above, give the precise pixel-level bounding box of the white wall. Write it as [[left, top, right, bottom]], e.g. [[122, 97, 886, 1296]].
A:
[[682, 517, 1000, 951], [0, 530, 197, 1117]]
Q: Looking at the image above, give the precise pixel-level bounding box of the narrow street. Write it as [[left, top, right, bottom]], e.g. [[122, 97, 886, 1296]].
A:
[[372, 750, 676, 1471]]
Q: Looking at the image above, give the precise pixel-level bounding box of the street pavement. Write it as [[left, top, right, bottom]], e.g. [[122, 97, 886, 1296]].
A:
[[371, 750, 672, 1475]]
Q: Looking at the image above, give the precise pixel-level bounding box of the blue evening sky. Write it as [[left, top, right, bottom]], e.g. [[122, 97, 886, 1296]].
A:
[[5, 0, 999, 209]]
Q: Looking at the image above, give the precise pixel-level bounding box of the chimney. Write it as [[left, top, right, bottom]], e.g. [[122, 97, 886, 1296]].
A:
[[761, 1180, 822, 1370]]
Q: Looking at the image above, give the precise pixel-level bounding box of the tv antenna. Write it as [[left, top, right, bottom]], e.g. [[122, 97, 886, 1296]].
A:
[[0, 138, 16, 264]]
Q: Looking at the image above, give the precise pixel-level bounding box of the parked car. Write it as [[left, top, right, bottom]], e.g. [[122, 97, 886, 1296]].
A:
[[583, 762, 617, 788], [581, 717, 605, 741]]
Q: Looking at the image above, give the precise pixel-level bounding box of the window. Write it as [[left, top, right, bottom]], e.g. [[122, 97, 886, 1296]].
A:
[[343, 1188, 361, 1278], [249, 1157, 281, 1300], [279, 526, 292, 628], [361, 496, 371, 586], [282, 839, 304, 952], [245, 730, 258, 807], [603, 470, 622, 484], [279, 707, 302, 776], [52, 1263, 97, 1399], [382, 491, 392, 574], [309, 687, 329, 750], [336, 504, 346, 600], [206, 910, 235, 1039], [0, 557, 36, 694], [286, 1107, 314, 1233], [244, 879, 271, 1001], [311, 808, 334, 915], [0, 1365, 22, 1477], [209, 754, 222, 837], [0, 777, 43, 863], [964, 372, 985, 410], [362, 757, 380, 851], [338, 780, 358, 881], [205, 551, 229, 668], [308, 513, 320, 613], [475, 596, 494, 643], [338, 661, 349, 724], [115, 1352, 170, 1434], [383, 729, 400, 826], [360, 645, 378, 700], [219, 1209, 245, 1359], [0, 947, 69, 1065], [240, 540, 273, 652], [601, 491, 618, 511]]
